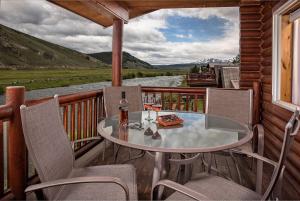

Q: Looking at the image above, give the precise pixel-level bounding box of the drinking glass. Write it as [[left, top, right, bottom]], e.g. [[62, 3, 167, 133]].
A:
[[144, 102, 153, 121]]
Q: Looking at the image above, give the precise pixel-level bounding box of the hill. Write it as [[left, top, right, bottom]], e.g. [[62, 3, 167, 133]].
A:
[[89, 51, 153, 69], [0, 24, 106, 68]]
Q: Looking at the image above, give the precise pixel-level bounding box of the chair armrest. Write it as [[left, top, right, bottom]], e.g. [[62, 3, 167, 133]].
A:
[[253, 124, 264, 155], [169, 153, 201, 165], [25, 176, 130, 200], [152, 179, 208, 201], [234, 150, 277, 167], [71, 136, 101, 149]]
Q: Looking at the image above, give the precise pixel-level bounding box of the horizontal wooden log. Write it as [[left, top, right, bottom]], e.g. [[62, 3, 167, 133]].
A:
[[141, 86, 206, 94], [240, 73, 261, 79], [240, 21, 262, 30], [262, 91, 272, 102], [0, 105, 13, 120], [262, 75, 272, 84], [261, 46, 272, 57], [241, 56, 261, 63], [26, 90, 103, 106], [240, 5, 261, 13], [264, 131, 300, 184], [240, 47, 261, 54], [264, 141, 300, 200], [240, 13, 262, 21], [240, 30, 262, 38], [261, 36, 272, 49], [240, 66, 261, 72], [263, 118, 300, 156], [261, 67, 272, 75]]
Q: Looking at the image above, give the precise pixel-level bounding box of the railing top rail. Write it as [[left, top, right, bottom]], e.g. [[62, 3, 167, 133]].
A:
[[0, 104, 13, 120], [141, 86, 206, 94], [26, 89, 103, 106]]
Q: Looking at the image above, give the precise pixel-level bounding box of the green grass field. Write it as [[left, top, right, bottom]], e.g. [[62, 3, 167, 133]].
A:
[[0, 68, 187, 94]]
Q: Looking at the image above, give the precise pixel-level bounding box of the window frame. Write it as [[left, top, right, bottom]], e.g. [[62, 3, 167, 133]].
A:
[[272, 0, 300, 111]]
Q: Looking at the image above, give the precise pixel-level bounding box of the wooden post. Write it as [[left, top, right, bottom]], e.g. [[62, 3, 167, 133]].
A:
[[112, 19, 124, 86], [253, 81, 261, 125], [6, 86, 26, 200]]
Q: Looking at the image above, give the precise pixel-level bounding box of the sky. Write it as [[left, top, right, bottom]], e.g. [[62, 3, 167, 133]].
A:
[[0, 0, 240, 65]]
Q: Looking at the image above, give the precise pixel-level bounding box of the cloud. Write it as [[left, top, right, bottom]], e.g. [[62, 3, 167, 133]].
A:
[[0, 0, 239, 65], [175, 34, 192, 39]]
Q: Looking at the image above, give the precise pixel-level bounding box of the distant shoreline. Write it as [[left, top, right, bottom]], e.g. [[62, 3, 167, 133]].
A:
[[0, 75, 183, 104], [0, 68, 186, 95]]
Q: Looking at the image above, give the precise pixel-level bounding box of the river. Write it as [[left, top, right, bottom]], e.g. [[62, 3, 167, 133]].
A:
[[0, 76, 183, 104]]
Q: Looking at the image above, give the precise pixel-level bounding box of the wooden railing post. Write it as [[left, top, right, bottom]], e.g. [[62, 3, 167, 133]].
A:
[[253, 81, 261, 125], [6, 86, 26, 200]]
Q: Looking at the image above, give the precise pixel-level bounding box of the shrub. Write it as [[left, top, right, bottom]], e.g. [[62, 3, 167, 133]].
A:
[[165, 71, 173, 76], [122, 73, 136, 79], [190, 65, 200, 73], [136, 72, 144, 77], [0, 86, 4, 95]]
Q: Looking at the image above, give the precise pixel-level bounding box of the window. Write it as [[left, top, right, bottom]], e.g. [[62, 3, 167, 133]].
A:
[[273, 0, 300, 111]]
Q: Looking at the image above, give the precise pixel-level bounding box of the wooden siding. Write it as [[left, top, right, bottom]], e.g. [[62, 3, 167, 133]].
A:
[[240, 0, 300, 198], [240, 0, 300, 199], [239, 0, 263, 89], [260, 1, 300, 199]]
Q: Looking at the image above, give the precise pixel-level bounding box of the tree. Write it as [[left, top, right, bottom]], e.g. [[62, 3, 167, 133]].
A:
[[190, 65, 200, 73]]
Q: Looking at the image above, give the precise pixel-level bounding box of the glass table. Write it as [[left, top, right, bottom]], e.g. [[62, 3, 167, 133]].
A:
[[97, 111, 252, 198]]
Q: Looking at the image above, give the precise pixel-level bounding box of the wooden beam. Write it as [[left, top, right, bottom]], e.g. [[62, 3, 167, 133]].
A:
[[112, 19, 123, 86], [95, 0, 129, 22], [48, 0, 129, 27]]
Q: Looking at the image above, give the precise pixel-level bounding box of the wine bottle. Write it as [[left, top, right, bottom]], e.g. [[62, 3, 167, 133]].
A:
[[119, 91, 129, 126]]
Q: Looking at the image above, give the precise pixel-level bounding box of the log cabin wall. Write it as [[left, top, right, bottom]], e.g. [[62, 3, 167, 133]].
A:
[[240, 0, 300, 198], [239, 0, 263, 89], [260, 1, 300, 199]]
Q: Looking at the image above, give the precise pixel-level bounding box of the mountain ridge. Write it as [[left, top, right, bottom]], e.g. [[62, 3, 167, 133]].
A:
[[88, 51, 154, 69], [0, 24, 107, 68]]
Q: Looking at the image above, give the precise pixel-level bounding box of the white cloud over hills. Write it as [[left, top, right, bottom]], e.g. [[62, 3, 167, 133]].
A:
[[0, 0, 239, 65]]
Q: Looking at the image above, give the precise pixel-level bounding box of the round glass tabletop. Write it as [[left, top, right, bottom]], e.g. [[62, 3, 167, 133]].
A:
[[97, 111, 252, 153]]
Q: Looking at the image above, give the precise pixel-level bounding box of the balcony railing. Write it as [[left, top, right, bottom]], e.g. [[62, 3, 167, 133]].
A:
[[0, 85, 207, 199]]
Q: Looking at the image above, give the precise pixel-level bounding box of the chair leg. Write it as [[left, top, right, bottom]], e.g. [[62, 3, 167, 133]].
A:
[[113, 144, 121, 164], [34, 189, 45, 200], [102, 139, 107, 161], [225, 156, 233, 179], [229, 151, 242, 184]]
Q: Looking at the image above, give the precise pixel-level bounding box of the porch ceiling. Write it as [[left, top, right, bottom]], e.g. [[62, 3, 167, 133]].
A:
[[48, 0, 240, 27]]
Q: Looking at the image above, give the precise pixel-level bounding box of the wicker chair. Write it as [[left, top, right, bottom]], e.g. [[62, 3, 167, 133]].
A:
[[20, 96, 137, 200], [152, 110, 300, 200], [205, 88, 264, 192], [103, 85, 144, 163]]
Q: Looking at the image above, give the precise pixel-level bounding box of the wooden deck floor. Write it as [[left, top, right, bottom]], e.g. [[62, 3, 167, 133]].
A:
[[93, 145, 259, 200]]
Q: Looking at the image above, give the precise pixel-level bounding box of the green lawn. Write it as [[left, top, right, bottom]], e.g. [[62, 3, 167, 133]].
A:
[[0, 68, 187, 94]]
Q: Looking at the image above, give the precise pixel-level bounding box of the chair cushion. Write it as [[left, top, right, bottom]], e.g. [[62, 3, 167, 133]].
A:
[[55, 165, 137, 200], [167, 173, 261, 200]]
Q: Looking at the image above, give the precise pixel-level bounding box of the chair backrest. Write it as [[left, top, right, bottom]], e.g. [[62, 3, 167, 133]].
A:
[[103, 85, 143, 118], [262, 110, 300, 200], [205, 88, 253, 127], [20, 96, 74, 199]]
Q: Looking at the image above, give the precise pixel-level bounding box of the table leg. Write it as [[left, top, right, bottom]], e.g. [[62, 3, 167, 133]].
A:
[[152, 152, 170, 200]]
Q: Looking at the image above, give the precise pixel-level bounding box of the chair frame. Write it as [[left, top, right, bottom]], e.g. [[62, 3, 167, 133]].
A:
[[21, 96, 131, 200], [152, 110, 300, 201], [205, 88, 264, 193]]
